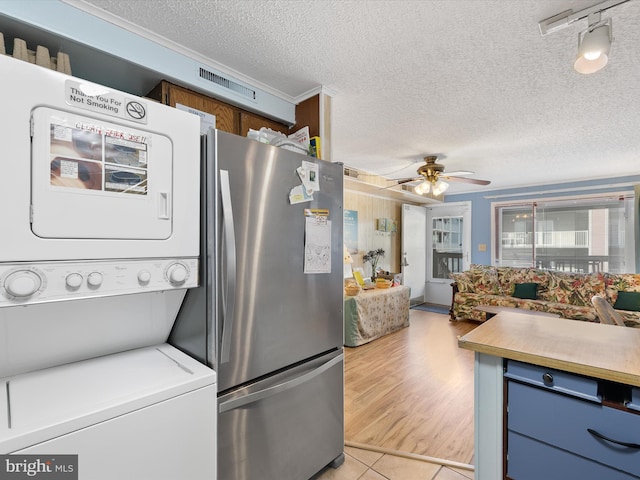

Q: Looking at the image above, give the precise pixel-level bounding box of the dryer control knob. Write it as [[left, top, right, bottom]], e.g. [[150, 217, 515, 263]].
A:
[[87, 272, 103, 287], [137, 270, 151, 284], [167, 263, 188, 286], [65, 273, 83, 289], [5, 270, 42, 298]]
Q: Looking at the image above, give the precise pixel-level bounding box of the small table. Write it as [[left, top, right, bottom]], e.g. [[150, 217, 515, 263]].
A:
[[474, 305, 560, 321], [343, 285, 411, 347]]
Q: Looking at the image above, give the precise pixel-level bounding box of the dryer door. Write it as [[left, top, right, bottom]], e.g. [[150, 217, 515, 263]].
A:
[[30, 107, 173, 240]]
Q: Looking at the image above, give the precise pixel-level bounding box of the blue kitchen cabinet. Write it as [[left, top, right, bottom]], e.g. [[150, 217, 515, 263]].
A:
[[504, 360, 640, 480]]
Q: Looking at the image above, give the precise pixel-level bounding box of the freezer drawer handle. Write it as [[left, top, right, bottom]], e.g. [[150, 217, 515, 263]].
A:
[[219, 170, 237, 364], [587, 428, 640, 449], [218, 353, 343, 413]]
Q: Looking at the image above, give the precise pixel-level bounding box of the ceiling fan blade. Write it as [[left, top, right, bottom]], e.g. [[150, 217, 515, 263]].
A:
[[395, 177, 420, 184], [379, 177, 421, 190], [442, 175, 491, 185], [444, 170, 474, 177]]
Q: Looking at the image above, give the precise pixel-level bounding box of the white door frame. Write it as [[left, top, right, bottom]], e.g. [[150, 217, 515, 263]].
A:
[[424, 201, 472, 305]]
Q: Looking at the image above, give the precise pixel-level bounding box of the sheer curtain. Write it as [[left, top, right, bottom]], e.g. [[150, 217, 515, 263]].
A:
[[495, 194, 634, 273]]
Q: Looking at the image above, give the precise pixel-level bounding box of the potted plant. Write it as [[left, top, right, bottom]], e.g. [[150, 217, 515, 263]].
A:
[[363, 248, 385, 281]]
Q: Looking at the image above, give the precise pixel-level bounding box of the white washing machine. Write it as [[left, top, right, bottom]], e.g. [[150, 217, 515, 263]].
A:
[[2, 346, 216, 479], [0, 55, 215, 479]]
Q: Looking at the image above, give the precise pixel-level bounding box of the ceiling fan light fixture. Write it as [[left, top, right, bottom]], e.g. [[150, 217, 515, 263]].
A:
[[432, 179, 450, 196], [414, 181, 430, 195], [574, 19, 612, 74]]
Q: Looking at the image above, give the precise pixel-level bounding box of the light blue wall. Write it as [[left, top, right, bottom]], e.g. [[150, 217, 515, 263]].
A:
[[445, 175, 640, 267]]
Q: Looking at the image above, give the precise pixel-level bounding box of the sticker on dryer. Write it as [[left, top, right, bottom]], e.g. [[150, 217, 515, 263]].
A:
[[51, 158, 103, 190], [105, 164, 148, 195], [65, 79, 148, 124], [49, 121, 149, 195]]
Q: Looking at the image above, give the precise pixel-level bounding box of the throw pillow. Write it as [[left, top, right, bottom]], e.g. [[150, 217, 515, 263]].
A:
[[512, 282, 538, 300], [613, 291, 640, 311]]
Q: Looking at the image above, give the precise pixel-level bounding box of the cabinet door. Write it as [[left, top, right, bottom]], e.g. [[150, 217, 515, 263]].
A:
[[149, 81, 290, 137], [166, 83, 237, 133], [239, 111, 288, 137]]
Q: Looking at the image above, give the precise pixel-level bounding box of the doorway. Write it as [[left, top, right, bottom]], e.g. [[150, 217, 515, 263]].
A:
[[401, 204, 427, 305], [424, 202, 471, 306]]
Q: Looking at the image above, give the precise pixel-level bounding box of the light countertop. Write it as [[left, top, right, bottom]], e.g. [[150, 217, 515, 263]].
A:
[[458, 312, 640, 387]]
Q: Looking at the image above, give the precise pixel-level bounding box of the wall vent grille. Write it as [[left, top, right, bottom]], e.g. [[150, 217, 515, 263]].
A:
[[198, 67, 256, 101]]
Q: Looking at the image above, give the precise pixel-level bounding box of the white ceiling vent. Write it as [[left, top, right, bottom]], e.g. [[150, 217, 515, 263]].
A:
[[197, 66, 257, 101]]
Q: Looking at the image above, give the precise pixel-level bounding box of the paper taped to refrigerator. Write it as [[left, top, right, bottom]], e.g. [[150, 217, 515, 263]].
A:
[[304, 217, 331, 274], [297, 160, 319, 194], [289, 184, 313, 204]]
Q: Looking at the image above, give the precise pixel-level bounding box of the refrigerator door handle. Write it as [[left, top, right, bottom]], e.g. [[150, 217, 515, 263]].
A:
[[218, 353, 343, 413], [219, 169, 237, 364]]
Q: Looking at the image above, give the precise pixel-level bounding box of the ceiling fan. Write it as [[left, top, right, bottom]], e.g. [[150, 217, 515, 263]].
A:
[[389, 155, 491, 195]]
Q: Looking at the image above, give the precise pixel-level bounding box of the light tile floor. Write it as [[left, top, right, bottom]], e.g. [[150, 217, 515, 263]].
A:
[[312, 446, 474, 480]]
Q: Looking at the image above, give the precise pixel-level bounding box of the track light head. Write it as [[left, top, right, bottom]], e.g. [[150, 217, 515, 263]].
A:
[[538, 1, 627, 74], [574, 19, 612, 74]]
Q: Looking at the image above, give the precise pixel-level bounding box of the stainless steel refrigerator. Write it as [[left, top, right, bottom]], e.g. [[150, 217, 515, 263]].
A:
[[170, 129, 345, 480]]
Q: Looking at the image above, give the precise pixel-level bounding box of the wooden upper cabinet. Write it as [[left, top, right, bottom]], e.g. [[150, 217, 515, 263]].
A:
[[293, 95, 320, 138], [239, 111, 288, 137], [147, 81, 236, 133], [147, 81, 289, 136]]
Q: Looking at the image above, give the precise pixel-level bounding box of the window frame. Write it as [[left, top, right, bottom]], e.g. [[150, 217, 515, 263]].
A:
[[490, 191, 635, 273]]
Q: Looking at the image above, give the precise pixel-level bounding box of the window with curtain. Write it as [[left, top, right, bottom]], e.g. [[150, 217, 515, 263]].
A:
[[494, 193, 635, 273]]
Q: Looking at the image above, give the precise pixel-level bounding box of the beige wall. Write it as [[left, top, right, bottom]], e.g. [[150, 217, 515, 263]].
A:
[[344, 190, 404, 275]]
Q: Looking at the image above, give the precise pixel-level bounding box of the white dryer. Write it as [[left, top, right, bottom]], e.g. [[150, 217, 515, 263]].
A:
[[0, 55, 215, 479], [0, 54, 199, 263]]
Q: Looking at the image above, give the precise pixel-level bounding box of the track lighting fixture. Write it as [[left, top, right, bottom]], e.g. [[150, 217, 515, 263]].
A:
[[538, 0, 628, 74], [574, 15, 612, 74]]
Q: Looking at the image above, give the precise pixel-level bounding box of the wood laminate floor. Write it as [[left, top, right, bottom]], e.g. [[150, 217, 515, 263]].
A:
[[343, 309, 479, 465]]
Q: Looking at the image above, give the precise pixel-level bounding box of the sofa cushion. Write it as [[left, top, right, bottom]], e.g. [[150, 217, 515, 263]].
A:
[[546, 271, 606, 306], [451, 271, 475, 293], [605, 274, 640, 304], [452, 265, 500, 294], [497, 267, 550, 298], [613, 291, 640, 312], [452, 292, 517, 321], [541, 302, 598, 322], [451, 292, 598, 323], [512, 283, 538, 300], [615, 309, 640, 328]]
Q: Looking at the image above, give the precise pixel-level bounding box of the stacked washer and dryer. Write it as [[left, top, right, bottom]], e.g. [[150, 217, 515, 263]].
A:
[[0, 54, 216, 479]]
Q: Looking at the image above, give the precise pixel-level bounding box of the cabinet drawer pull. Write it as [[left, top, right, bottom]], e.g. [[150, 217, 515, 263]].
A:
[[587, 428, 640, 449]]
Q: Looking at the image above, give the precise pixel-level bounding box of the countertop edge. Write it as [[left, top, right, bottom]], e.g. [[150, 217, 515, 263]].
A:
[[458, 337, 640, 387]]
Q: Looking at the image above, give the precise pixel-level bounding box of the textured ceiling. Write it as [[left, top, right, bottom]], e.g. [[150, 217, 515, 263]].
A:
[[75, 0, 640, 193]]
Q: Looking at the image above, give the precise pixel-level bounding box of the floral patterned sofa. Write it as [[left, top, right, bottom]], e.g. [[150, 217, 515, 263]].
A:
[[450, 265, 640, 328]]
